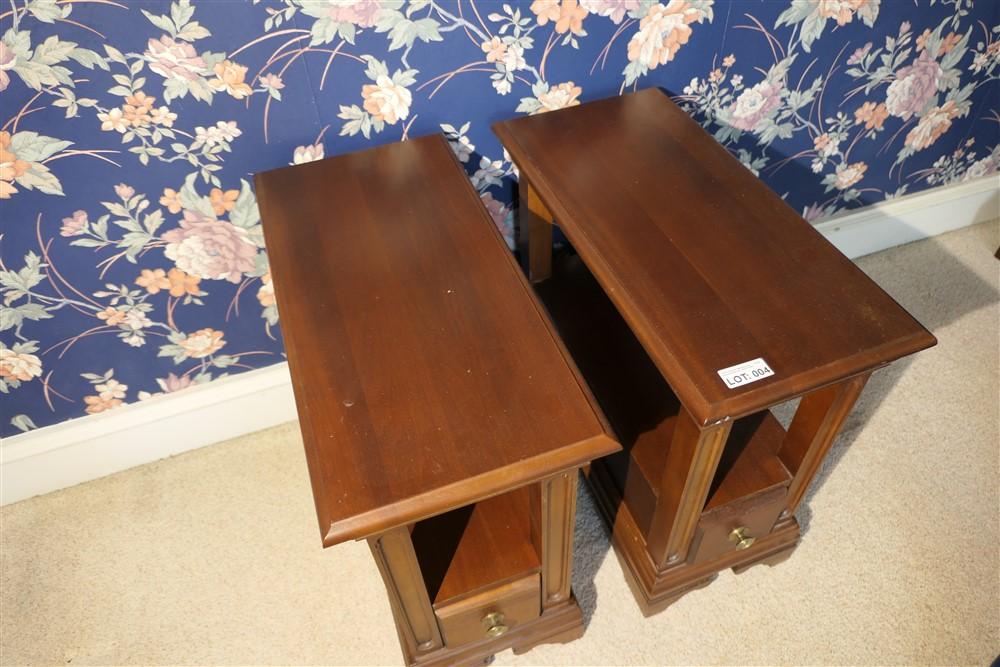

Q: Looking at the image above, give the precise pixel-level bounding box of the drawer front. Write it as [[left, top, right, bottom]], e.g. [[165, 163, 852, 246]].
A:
[[434, 574, 540, 647], [690, 487, 786, 564]]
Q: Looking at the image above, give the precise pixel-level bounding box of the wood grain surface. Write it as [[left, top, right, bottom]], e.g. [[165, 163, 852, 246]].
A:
[[255, 134, 618, 546], [494, 88, 936, 426]]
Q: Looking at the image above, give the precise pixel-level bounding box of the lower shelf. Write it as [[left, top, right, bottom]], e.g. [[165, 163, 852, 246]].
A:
[[411, 485, 541, 608]]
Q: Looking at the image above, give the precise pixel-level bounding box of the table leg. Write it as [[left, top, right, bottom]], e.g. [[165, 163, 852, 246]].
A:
[[777, 373, 870, 518], [534, 471, 578, 608], [369, 526, 443, 657], [518, 177, 553, 283], [645, 409, 732, 569]]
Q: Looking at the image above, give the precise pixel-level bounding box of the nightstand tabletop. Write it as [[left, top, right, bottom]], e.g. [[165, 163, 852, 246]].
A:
[[255, 135, 617, 546], [493, 88, 935, 427]]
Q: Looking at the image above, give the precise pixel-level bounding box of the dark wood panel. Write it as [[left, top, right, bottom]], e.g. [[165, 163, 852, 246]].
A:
[[494, 89, 936, 426], [255, 135, 618, 545]]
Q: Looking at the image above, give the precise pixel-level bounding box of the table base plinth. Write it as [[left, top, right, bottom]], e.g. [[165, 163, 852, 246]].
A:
[[587, 460, 801, 617]]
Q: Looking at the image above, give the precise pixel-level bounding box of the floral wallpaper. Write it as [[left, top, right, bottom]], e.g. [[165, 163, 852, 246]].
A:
[[1, 0, 998, 438]]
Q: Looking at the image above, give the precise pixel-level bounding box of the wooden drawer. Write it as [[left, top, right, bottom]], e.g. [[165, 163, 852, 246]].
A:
[[434, 574, 540, 647], [690, 486, 787, 564]]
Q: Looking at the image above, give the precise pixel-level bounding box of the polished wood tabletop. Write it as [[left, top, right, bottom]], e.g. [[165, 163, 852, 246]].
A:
[[494, 88, 936, 427], [255, 135, 618, 546]]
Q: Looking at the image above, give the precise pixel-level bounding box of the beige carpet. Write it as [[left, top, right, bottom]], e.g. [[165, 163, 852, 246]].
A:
[[3, 221, 999, 666]]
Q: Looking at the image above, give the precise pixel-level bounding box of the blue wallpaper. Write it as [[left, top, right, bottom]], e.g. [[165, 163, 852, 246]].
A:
[[2, 0, 998, 437]]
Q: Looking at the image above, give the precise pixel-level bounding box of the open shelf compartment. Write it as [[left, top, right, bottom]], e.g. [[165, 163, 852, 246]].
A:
[[411, 485, 542, 608], [537, 251, 792, 531]]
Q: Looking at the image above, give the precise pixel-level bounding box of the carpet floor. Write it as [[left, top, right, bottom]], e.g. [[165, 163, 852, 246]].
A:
[[2, 221, 998, 666]]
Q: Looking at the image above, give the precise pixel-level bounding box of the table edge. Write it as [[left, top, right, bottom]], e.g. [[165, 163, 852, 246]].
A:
[[321, 433, 620, 546]]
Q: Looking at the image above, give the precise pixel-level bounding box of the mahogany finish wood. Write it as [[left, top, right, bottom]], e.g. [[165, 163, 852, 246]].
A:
[[497, 90, 936, 616], [494, 88, 935, 428], [256, 134, 619, 664]]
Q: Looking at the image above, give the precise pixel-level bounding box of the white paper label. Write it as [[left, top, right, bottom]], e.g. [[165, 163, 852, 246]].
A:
[[717, 358, 774, 389]]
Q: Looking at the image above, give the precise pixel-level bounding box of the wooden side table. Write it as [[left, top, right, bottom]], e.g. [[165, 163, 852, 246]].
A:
[[255, 135, 619, 663], [494, 89, 937, 616]]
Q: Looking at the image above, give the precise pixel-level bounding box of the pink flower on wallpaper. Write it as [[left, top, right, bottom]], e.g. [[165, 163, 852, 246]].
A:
[[727, 80, 783, 131], [627, 1, 699, 70], [847, 42, 872, 65], [905, 101, 958, 151], [162, 210, 257, 283], [536, 82, 583, 113], [963, 147, 1000, 181], [138, 372, 195, 401], [581, 0, 640, 24], [178, 328, 226, 358], [144, 36, 207, 82], [834, 162, 868, 189], [362, 76, 412, 124], [0, 41, 15, 92], [256, 272, 275, 307], [885, 51, 942, 120], [327, 0, 381, 28], [158, 372, 194, 393], [530, 0, 562, 26], [0, 348, 42, 383], [480, 192, 512, 241], [801, 203, 826, 222], [817, 0, 874, 27], [60, 210, 88, 237]]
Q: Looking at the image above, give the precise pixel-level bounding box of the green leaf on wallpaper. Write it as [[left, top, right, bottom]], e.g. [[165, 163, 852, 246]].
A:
[[102, 201, 130, 217], [309, 16, 339, 46], [9, 414, 37, 433], [380, 17, 443, 51], [15, 164, 64, 196], [0, 252, 45, 300], [143, 210, 164, 235], [774, 0, 813, 29], [362, 56, 388, 81], [103, 44, 126, 64], [12, 59, 58, 90], [33, 35, 77, 65], [179, 173, 215, 218], [407, 0, 430, 15], [176, 21, 210, 41], [70, 60, 105, 84], [170, 0, 195, 31], [187, 77, 214, 103], [229, 180, 259, 230], [0, 303, 52, 333], [797, 12, 825, 54], [69, 238, 106, 248], [26, 0, 62, 23], [9, 131, 72, 163], [162, 78, 188, 104], [249, 252, 269, 279], [212, 355, 237, 368], [142, 9, 179, 37]]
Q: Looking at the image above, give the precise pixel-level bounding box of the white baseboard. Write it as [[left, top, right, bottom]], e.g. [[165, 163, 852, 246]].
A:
[[2, 177, 997, 506], [1, 363, 297, 505], [815, 175, 999, 259]]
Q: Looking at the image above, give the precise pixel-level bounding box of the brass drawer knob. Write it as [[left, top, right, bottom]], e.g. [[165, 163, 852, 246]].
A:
[[482, 611, 508, 637], [729, 526, 756, 550]]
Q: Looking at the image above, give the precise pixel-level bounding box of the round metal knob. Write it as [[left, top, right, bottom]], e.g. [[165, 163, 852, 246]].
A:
[[729, 526, 756, 550], [482, 611, 508, 637]]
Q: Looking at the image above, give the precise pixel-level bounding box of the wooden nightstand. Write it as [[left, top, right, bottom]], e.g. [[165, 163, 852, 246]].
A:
[[494, 89, 936, 616], [255, 135, 619, 663]]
